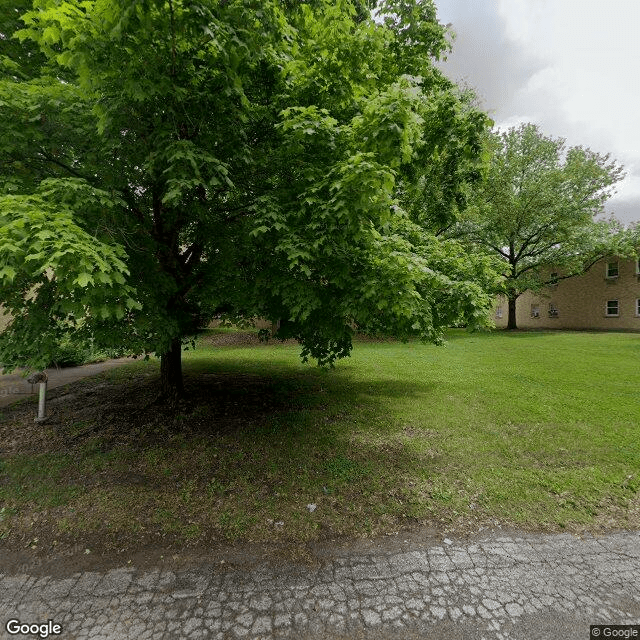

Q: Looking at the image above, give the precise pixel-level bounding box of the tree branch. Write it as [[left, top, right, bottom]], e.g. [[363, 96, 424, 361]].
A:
[[435, 222, 455, 237], [152, 185, 165, 241], [468, 236, 511, 260], [515, 219, 557, 261], [539, 254, 606, 285], [520, 241, 563, 261], [37, 149, 96, 183], [119, 186, 147, 225], [514, 261, 545, 277], [180, 241, 204, 274], [168, 0, 176, 78]]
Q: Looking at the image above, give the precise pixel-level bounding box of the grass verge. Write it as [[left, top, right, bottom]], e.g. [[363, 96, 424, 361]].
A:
[[1, 329, 639, 553]]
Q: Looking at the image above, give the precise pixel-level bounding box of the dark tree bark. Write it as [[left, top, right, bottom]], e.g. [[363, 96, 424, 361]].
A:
[[160, 337, 184, 402], [507, 295, 518, 330]]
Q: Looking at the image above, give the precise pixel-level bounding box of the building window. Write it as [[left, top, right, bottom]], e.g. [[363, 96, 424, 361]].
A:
[[495, 306, 503, 319], [548, 303, 559, 317], [606, 261, 619, 278], [530, 304, 540, 318], [636, 258, 640, 275], [637, 299, 640, 316], [549, 272, 559, 287], [606, 300, 619, 317]]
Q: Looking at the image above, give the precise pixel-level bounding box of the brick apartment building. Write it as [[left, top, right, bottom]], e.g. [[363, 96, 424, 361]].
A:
[[494, 257, 640, 330]]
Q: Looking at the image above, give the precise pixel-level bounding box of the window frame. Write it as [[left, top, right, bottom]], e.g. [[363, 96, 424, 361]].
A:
[[606, 299, 620, 317], [606, 261, 619, 278]]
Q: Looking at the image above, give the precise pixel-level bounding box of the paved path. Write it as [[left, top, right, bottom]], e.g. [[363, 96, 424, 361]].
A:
[[0, 359, 134, 409], [1, 530, 639, 639]]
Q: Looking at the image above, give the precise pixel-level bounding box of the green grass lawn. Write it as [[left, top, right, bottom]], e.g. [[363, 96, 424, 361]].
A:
[[1, 329, 639, 550]]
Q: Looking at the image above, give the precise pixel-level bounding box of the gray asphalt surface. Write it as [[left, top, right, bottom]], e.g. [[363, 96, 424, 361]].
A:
[[1, 530, 639, 639]]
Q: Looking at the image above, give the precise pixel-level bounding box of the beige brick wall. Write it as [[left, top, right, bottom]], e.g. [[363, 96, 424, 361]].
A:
[[0, 306, 9, 332], [494, 257, 640, 330], [208, 318, 276, 330]]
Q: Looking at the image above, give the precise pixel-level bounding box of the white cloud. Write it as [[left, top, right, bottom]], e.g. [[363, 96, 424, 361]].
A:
[[436, 0, 640, 224]]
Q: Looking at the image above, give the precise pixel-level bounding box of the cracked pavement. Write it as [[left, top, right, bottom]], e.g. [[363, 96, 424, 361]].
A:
[[1, 530, 639, 639]]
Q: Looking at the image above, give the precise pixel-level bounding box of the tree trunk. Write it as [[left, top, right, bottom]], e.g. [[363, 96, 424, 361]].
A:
[[507, 295, 518, 330], [160, 337, 184, 402]]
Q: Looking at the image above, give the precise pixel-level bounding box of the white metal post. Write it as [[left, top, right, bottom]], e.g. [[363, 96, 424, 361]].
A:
[[37, 381, 47, 421], [27, 371, 49, 423]]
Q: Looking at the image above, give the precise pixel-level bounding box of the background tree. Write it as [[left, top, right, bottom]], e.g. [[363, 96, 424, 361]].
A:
[[0, 0, 494, 402], [458, 123, 627, 329]]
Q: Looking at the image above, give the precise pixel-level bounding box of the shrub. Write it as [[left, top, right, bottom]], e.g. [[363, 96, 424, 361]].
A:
[[47, 335, 92, 368]]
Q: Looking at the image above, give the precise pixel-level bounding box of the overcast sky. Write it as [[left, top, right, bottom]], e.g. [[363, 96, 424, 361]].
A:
[[434, 0, 640, 225]]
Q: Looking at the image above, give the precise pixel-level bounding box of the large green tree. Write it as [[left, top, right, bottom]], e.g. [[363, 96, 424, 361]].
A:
[[0, 0, 494, 401], [459, 124, 627, 329]]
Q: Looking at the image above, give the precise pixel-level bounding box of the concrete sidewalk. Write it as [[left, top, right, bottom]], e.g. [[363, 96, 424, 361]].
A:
[[1, 530, 639, 639], [0, 359, 134, 409]]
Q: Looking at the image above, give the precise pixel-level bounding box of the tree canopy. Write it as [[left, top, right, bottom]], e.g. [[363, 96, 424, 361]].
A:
[[458, 123, 628, 329], [0, 0, 495, 400]]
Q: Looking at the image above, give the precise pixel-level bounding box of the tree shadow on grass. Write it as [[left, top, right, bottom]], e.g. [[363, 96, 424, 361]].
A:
[[0, 358, 466, 552], [2, 357, 438, 458], [156, 362, 434, 445]]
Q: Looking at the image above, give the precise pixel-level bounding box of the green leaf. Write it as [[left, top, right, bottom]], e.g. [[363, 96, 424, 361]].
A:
[[0, 266, 17, 282], [75, 272, 94, 287]]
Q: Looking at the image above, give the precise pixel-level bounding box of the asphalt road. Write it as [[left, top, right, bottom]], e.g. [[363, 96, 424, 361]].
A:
[[1, 530, 639, 639]]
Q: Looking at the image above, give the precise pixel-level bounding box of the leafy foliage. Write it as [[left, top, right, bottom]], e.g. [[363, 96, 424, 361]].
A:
[[1, 0, 494, 393]]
